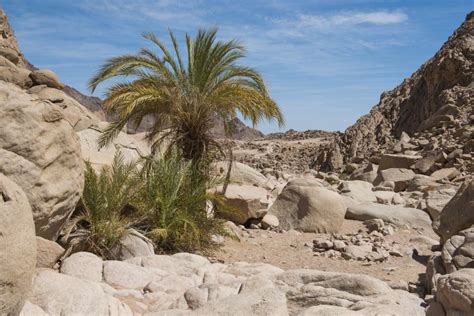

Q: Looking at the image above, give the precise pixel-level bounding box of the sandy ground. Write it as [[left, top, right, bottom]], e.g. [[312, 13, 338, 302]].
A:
[[214, 219, 439, 288]]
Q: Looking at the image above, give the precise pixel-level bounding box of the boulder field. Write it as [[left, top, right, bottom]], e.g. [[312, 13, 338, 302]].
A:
[[0, 5, 473, 316]]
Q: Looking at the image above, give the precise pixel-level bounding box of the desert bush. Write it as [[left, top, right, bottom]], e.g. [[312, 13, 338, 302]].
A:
[[64, 150, 229, 258], [136, 151, 229, 253], [62, 153, 142, 259]]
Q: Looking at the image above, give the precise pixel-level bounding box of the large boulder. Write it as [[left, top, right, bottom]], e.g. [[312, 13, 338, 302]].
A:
[[346, 202, 432, 230], [212, 161, 274, 189], [60, 252, 104, 283], [78, 127, 149, 169], [36, 237, 64, 269], [373, 168, 416, 192], [28, 270, 132, 315], [436, 269, 474, 316], [338, 180, 377, 203], [277, 269, 425, 315], [379, 154, 421, 170], [423, 186, 458, 221], [0, 174, 36, 315], [29, 85, 98, 132], [29, 69, 64, 89], [430, 167, 460, 181], [434, 179, 474, 243], [441, 226, 474, 273], [350, 163, 378, 183], [0, 82, 84, 239], [0, 62, 32, 89], [268, 178, 346, 233], [217, 184, 269, 225], [110, 229, 155, 260]]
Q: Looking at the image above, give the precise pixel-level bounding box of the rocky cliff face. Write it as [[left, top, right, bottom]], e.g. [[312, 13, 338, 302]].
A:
[[335, 11, 474, 162], [0, 9, 31, 68]]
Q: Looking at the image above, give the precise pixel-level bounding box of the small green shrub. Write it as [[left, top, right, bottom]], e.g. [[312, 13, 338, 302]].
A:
[[137, 151, 229, 253], [63, 153, 141, 259]]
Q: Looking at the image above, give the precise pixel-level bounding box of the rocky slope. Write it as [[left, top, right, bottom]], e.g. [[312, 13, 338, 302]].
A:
[[318, 11, 474, 168]]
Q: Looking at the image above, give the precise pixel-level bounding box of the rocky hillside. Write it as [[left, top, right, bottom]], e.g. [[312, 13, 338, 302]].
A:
[[321, 11, 474, 166]]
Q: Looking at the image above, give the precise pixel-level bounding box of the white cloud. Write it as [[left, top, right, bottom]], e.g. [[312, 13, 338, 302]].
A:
[[276, 11, 408, 31]]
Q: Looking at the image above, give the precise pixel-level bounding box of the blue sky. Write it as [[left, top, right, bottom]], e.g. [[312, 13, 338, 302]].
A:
[[3, 0, 472, 133]]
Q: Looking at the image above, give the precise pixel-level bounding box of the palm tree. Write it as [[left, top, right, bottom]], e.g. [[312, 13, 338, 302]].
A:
[[89, 28, 284, 163]]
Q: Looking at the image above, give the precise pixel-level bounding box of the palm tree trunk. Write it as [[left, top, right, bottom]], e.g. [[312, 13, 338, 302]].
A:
[[221, 143, 233, 195]]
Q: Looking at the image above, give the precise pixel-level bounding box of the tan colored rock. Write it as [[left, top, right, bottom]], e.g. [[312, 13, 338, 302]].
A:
[[373, 168, 416, 192], [430, 167, 460, 181], [346, 202, 432, 230], [261, 214, 279, 229], [0, 174, 36, 315], [29, 270, 132, 315], [0, 64, 32, 88], [379, 154, 421, 171], [436, 269, 474, 316], [0, 47, 19, 64], [78, 127, 150, 169], [268, 178, 346, 233], [441, 226, 474, 273], [30, 69, 64, 89], [278, 269, 424, 315], [350, 163, 378, 183], [36, 236, 64, 268], [218, 184, 269, 225], [434, 179, 474, 243], [0, 82, 84, 239], [111, 229, 155, 260], [60, 252, 103, 283], [30, 85, 97, 131], [212, 161, 274, 189], [423, 186, 458, 221], [339, 180, 377, 203], [103, 260, 158, 289]]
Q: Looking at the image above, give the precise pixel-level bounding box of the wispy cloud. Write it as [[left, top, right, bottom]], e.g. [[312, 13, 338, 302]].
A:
[[301, 11, 407, 27], [74, 0, 207, 29], [273, 10, 408, 32]]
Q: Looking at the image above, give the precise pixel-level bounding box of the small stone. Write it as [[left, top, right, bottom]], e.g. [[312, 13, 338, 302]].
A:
[[313, 239, 333, 250], [333, 240, 346, 251]]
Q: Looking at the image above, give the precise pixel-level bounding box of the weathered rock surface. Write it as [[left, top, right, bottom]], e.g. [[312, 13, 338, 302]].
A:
[[346, 202, 432, 231], [441, 226, 474, 274], [373, 168, 416, 192], [60, 251, 104, 283], [269, 178, 346, 233], [218, 184, 269, 225], [36, 237, 64, 269], [0, 174, 36, 315], [0, 82, 84, 239], [0, 9, 30, 68], [434, 178, 474, 243], [29, 69, 64, 89], [111, 229, 155, 260], [22, 252, 426, 315], [379, 154, 421, 171], [28, 270, 132, 315], [78, 126, 150, 169], [212, 161, 274, 189], [436, 269, 474, 316], [338, 180, 377, 203]]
